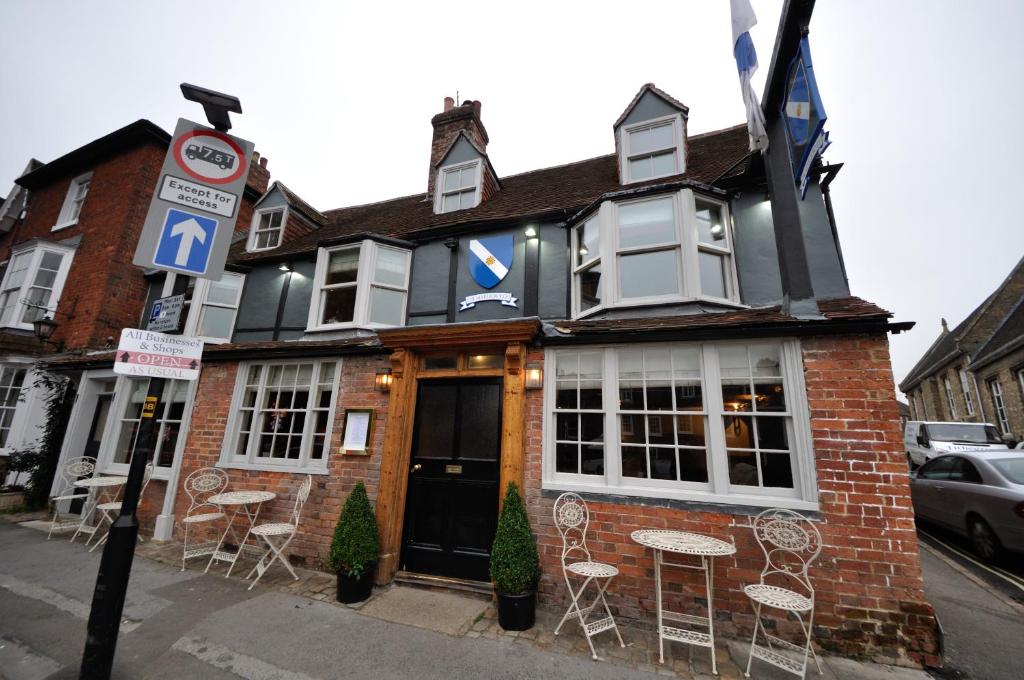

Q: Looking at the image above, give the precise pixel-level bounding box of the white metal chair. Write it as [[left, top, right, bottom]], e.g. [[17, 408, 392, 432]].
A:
[[245, 475, 312, 590], [88, 462, 155, 552], [180, 467, 229, 571], [47, 456, 96, 542], [552, 492, 625, 660], [743, 508, 823, 679]]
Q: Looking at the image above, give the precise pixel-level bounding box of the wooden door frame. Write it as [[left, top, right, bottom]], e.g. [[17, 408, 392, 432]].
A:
[[374, 319, 539, 584]]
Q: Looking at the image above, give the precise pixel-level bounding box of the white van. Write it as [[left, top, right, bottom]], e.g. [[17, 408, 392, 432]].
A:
[[904, 421, 1011, 467]]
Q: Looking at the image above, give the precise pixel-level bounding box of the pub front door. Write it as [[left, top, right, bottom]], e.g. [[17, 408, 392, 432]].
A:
[[400, 378, 502, 581]]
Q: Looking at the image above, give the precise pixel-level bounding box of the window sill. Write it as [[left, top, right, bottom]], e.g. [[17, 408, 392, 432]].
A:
[[572, 296, 747, 320], [0, 322, 36, 332], [246, 245, 279, 253], [623, 169, 685, 185], [541, 478, 819, 513], [217, 460, 330, 475], [51, 219, 78, 232]]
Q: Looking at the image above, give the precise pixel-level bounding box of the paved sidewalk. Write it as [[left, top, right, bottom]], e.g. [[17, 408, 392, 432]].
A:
[[1, 518, 929, 680]]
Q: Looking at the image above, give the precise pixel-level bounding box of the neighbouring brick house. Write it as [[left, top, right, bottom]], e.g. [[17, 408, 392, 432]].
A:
[[0, 119, 271, 536], [40, 84, 937, 666], [900, 256, 1024, 443]]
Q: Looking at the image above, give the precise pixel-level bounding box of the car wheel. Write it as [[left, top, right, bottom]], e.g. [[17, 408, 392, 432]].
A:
[[968, 517, 1001, 562]]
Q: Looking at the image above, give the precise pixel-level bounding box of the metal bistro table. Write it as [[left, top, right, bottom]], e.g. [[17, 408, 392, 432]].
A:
[[205, 490, 277, 577], [72, 475, 128, 544], [631, 529, 737, 675]]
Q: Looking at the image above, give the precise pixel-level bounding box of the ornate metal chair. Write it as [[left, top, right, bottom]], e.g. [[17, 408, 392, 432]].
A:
[[246, 475, 312, 590], [88, 462, 155, 552], [180, 467, 229, 571], [552, 492, 625, 660], [47, 456, 96, 541], [743, 508, 823, 679]]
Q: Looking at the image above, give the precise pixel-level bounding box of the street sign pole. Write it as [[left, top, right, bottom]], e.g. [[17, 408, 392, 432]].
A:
[[80, 378, 165, 680]]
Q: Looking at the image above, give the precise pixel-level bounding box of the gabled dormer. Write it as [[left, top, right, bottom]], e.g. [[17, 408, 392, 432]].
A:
[[428, 98, 500, 214], [247, 180, 325, 252], [614, 83, 689, 185]]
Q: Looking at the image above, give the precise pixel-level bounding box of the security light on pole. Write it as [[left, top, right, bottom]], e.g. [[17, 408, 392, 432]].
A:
[[179, 83, 242, 132]]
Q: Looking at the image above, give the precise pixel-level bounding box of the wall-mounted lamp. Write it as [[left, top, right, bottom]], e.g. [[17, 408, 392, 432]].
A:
[[375, 368, 393, 393], [525, 363, 543, 390], [278, 262, 292, 272], [524, 225, 538, 239], [32, 316, 59, 343], [578, 246, 589, 257]]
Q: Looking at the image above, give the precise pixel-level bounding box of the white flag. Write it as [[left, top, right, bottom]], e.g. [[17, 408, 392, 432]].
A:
[[730, 0, 769, 152]]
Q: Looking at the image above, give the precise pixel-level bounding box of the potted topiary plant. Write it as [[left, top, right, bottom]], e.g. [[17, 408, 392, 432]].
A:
[[489, 482, 540, 630], [329, 482, 379, 604]]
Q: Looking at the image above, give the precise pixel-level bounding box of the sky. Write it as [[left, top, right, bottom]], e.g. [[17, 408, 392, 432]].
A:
[[2, 0, 1022, 396]]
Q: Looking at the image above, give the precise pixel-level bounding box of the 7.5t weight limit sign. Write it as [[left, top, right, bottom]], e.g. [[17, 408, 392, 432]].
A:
[[132, 118, 253, 281]]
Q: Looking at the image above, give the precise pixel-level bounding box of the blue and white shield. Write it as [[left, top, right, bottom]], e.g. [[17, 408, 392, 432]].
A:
[[468, 235, 513, 289]]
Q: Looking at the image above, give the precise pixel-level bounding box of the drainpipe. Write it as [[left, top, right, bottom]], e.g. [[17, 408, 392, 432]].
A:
[[819, 163, 849, 290]]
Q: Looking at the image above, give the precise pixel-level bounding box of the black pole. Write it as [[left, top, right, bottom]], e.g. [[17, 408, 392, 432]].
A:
[[80, 377, 165, 680]]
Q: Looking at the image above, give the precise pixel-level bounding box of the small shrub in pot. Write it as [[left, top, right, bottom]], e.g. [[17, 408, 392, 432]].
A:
[[329, 482, 379, 603], [489, 482, 540, 630]]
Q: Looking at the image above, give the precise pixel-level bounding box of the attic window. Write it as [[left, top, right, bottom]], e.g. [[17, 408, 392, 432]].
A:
[[250, 208, 286, 251], [435, 161, 482, 214], [620, 116, 685, 183]]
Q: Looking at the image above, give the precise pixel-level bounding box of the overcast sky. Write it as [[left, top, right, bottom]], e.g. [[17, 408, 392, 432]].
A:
[[2, 1, 1022, 395]]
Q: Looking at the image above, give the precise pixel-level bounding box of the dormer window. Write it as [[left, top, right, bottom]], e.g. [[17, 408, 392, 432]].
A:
[[436, 160, 482, 214], [249, 207, 286, 251], [620, 115, 685, 183]]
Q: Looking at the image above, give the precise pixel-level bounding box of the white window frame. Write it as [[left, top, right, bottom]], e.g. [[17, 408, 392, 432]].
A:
[[306, 240, 411, 331], [247, 206, 289, 252], [219, 358, 342, 474], [434, 160, 482, 214], [944, 376, 958, 419], [157, 272, 246, 344], [53, 172, 92, 230], [990, 378, 1010, 434], [0, 241, 76, 331], [96, 375, 198, 482], [619, 114, 686, 184], [960, 370, 975, 416], [542, 339, 818, 510], [570, 189, 740, 318]]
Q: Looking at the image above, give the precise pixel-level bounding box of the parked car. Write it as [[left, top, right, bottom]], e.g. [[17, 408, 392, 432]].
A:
[[904, 421, 1010, 468], [910, 452, 1024, 561]]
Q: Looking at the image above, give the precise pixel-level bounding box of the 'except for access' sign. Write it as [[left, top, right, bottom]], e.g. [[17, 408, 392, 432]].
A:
[[114, 328, 204, 381], [133, 118, 254, 281]]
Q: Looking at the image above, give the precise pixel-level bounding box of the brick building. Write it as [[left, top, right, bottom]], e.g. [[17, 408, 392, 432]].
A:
[[900, 256, 1024, 443], [38, 83, 940, 665]]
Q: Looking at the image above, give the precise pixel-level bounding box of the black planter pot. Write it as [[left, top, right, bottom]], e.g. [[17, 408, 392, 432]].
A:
[[496, 590, 536, 631], [336, 566, 375, 604]]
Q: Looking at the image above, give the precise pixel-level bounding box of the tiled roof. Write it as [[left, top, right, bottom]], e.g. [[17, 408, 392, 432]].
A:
[[275, 181, 327, 227], [970, 296, 1024, 371], [548, 297, 892, 339], [233, 123, 751, 262]]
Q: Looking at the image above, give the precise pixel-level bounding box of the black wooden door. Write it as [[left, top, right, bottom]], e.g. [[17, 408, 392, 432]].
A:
[[401, 378, 502, 581]]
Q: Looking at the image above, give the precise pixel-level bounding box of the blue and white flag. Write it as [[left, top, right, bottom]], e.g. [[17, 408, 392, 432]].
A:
[[468, 235, 513, 289], [730, 0, 769, 152]]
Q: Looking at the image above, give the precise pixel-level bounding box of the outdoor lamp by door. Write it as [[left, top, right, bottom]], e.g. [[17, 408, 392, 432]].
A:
[[32, 316, 58, 342], [375, 368, 393, 393], [525, 363, 543, 390]]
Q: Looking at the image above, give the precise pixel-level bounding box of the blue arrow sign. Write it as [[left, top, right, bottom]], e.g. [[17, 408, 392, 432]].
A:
[[153, 208, 218, 275]]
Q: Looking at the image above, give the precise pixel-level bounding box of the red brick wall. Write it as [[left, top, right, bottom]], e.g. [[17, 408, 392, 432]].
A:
[[0, 142, 166, 349], [171, 353, 390, 568], [523, 335, 939, 667]]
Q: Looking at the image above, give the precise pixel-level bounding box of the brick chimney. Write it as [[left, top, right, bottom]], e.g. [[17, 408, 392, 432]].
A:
[[246, 150, 270, 195], [428, 98, 489, 196]]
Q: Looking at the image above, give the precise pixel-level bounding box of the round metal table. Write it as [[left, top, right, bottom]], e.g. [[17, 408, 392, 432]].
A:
[[72, 476, 128, 542], [631, 529, 737, 674], [205, 490, 277, 577]]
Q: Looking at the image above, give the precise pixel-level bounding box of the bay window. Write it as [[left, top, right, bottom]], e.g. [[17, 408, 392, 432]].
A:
[[0, 365, 28, 449], [571, 189, 737, 316], [308, 240, 411, 330], [221, 359, 340, 472], [545, 340, 816, 509], [0, 242, 75, 329]]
